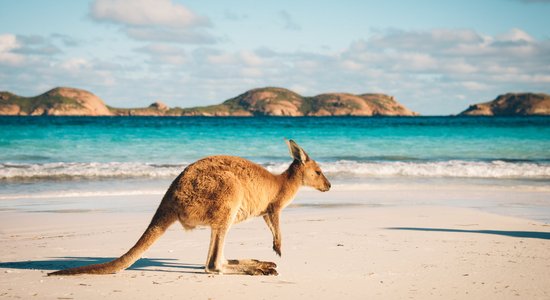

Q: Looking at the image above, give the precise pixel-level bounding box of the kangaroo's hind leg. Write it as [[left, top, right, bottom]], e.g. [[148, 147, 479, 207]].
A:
[[204, 222, 277, 276], [205, 226, 227, 274], [202, 211, 277, 275]]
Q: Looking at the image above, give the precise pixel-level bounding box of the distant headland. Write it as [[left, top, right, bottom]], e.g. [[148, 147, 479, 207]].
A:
[[459, 93, 550, 116], [0, 87, 549, 116]]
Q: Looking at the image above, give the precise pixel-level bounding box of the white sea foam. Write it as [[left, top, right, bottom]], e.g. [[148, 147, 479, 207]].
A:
[[344, 160, 549, 178], [269, 160, 550, 179], [0, 189, 165, 200], [1, 160, 549, 181], [0, 162, 187, 180]]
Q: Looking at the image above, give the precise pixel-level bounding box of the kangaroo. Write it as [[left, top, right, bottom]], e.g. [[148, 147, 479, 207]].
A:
[[48, 139, 331, 276]]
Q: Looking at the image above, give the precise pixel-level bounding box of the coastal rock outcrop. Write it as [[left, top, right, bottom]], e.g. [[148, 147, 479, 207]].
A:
[[180, 87, 418, 116], [304, 93, 417, 116], [459, 93, 550, 116], [0, 87, 113, 116], [149, 101, 169, 111], [110, 101, 175, 116]]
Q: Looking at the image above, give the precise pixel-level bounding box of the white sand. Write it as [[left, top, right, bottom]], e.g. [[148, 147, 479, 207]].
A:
[[2, 197, 550, 299]]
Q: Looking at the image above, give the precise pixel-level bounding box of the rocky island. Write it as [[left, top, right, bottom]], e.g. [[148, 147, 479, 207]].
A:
[[459, 93, 550, 116], [0, 87, 418, 117], [0, 87, 112, 116], [180, 87, 418, 116]]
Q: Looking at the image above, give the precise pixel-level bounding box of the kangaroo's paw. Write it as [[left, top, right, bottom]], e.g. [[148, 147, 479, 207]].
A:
[[227, 259, 276, 268], [273, 241, 282, 256], [243, 265, 278, 276], [223, 259, 278, 276]]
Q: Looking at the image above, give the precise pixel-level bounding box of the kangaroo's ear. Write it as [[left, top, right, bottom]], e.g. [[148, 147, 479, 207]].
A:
[[286, 139, 309, 163]]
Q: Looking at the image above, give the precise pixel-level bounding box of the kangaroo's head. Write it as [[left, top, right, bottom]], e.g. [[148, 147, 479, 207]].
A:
[[286, 139, 331, 192]]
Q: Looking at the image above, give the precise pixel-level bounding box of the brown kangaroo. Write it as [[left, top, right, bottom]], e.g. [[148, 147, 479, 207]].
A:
[[48, 140, 330, 276]]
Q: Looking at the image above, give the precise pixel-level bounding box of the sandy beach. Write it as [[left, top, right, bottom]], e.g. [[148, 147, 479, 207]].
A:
[[1, 186, 550, 300]]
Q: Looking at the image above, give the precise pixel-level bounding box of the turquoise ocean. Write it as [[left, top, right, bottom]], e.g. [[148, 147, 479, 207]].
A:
[[1, 116, 549, 219]]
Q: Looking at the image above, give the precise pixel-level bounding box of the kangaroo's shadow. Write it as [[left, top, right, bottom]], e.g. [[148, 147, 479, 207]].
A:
[[386, 227, 550, 240], [0, 257, 205, 274]]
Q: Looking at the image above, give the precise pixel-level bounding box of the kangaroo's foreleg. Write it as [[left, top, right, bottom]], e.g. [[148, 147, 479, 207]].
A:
[[263, 211, 282, 256]]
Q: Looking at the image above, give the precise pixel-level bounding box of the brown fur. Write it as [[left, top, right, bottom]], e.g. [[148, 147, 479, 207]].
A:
[[48, 140, 330, 276]]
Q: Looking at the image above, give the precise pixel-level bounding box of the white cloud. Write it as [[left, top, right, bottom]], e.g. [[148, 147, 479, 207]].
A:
[[442, 61, 478, 74], [207, 52, 236, 65], [395, 53, 438, 71], [90, 0, 215, 44], [136, 43, 187, 65], [532, 74, 550, 83], [91, 0, 209, 28], [496, 28, 535, 43], [240, 67, 263, 77], [137, 43, 183, 55], [0, 34, 24, 65], [368, 28, 484, 52], [194, 50, 266, 68], [0, 34, 19, 53], [342, 28, 549, 78], [240, 51, 263, 67], [340, 60, 363, 71], [461, 81, 489, 91], [125, 27, 216, 44], [59, 58, 91, 72], [14, 34, 62, 56]]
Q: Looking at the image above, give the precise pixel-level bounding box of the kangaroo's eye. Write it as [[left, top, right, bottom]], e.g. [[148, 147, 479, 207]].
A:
[[315, 171, 321, 175]]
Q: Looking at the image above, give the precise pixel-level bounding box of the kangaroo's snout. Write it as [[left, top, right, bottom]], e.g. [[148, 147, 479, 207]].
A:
[[315, 175, 331, 192], [321, 179, 331, 192]]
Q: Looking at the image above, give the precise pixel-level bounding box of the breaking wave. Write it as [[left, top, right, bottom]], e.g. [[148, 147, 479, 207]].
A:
[[0, 162, 187, 180], [268, 160, 550, 179], [1, 160, 549, 181]]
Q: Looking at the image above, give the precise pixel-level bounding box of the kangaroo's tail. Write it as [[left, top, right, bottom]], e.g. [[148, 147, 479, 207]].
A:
[[48, 208, 176, 276]]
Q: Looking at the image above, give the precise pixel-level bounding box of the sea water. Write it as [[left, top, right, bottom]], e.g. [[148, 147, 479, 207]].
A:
[[1, 116, 549, 219]]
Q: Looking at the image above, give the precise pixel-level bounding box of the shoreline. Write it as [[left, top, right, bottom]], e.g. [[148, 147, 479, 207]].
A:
[[2, 180, 549, 223], [2, 115, 550, 118]]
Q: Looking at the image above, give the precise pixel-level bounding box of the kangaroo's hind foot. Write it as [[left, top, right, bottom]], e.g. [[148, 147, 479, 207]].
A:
[[224, 259, 278, 276]]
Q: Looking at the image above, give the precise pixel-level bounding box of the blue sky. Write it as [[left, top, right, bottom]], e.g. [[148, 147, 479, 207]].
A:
[[1, 0, 549, 115]]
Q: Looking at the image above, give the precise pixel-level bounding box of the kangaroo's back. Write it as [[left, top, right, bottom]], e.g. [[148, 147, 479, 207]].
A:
[[185, 155, 277, 182]]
